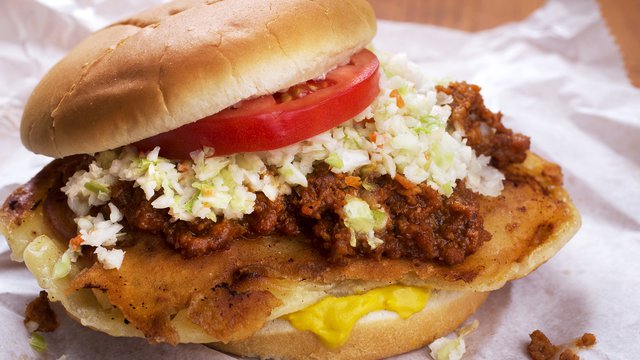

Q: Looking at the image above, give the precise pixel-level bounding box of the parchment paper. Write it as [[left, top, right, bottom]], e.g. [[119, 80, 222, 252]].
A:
[[1, 0, 638, 358]]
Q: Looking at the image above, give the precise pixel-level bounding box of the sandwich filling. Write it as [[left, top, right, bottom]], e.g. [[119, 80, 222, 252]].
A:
[[54, 51, 529, 270], [4, 126, 572, 346]]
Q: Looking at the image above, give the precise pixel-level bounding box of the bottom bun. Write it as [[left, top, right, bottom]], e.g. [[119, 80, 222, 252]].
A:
[[211, 290, 489, 360]]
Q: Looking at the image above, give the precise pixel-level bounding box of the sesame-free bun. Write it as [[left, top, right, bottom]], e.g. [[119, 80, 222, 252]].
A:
[[20, 0, 376, 158]]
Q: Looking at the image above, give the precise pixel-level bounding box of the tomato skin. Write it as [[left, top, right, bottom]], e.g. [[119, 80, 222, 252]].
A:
[[135, 49, 380, 159]]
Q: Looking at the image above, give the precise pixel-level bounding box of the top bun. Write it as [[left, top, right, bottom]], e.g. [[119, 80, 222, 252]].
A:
[[21, 0, 376, 158]]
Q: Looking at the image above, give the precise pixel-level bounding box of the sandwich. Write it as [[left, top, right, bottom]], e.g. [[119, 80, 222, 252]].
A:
[[0, 0, 581, 358]]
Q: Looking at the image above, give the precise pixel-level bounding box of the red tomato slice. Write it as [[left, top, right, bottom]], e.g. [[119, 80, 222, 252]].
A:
[[135, 49, 380, 159]]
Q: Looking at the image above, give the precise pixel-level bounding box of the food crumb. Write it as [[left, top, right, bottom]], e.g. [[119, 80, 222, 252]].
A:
[[575, 333, 596, 347], [527, 329, 597, 360], [528, 330, 558, 360], [559, 349, 579, 360], [24, 291, 59, 332]]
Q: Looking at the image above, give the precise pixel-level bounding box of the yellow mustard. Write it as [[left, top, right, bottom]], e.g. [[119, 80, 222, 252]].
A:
[[285, 285, 431, 348]]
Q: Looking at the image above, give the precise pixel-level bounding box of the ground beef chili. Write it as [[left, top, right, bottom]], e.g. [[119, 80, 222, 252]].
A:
[[24, 291, 59, 332], [527, 329, 596, 360], [438, 82, 530, 169], [108, 163, 489, 266], [48, 82, 528, 266], [528, 330, 560, 360]]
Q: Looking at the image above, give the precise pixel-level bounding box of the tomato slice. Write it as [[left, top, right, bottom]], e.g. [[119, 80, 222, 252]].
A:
[[135, 49, 380, 159]]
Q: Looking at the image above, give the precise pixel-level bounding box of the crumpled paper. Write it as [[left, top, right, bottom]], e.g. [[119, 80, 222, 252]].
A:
[[1, 0, 639, 358]]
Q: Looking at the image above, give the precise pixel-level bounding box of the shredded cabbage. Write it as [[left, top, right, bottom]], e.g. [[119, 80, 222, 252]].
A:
[[61, 163, 116, 216], [67, 202, 126, 270], [429, 319, 479, 360], [343, 196, 386, 249], [52, 250, 72, 279], [29, 333, 47, 353]]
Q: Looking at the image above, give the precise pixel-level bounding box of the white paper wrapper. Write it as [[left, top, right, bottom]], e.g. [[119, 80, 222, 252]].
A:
[[1, 0, 638, 358]]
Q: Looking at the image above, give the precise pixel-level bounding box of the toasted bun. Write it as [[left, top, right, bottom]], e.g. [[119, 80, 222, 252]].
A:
[[20, 0, 376, 158], [212, 290, 489, 360]]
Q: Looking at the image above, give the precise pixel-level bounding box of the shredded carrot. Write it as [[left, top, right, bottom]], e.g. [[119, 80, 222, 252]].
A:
[[389, 89, 405, 108], [357, 117, 374, 128], [177, 162, 190, 173], [369, 132, 378, 143], [394, 174, 415, 190], [345, 176, 362, 188], [69, 235, 83, 252]]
